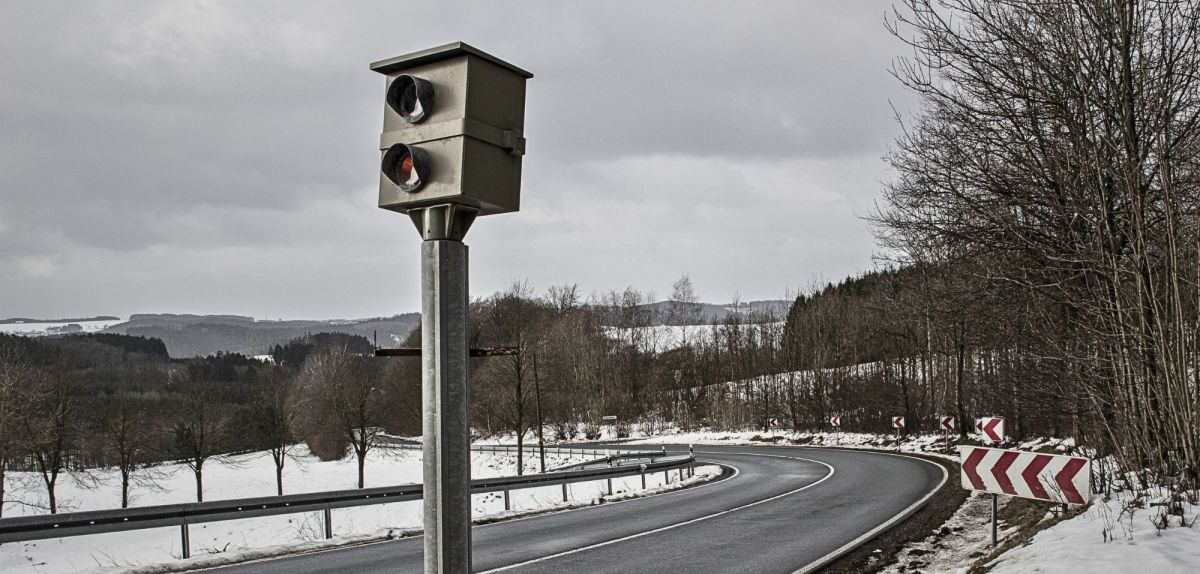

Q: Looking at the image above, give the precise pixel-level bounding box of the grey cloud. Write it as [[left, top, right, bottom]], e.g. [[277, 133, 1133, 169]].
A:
[[1, 1, 911, 319]]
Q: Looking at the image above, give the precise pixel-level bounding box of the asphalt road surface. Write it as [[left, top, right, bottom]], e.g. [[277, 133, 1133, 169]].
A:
[[205, 445, 946, 574]]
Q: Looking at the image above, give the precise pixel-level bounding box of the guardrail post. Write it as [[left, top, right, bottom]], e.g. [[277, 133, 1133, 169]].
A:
[[324, 507, 333, 539], [562, 483, 568, 503], [180, 524, 190, 559], [641, 471, 647, 489], [607, 477, 613, 495], [503, 489, 510, 511], [663, 470, 669, 483]]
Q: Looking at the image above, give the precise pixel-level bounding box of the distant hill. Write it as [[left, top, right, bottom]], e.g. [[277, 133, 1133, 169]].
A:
[[0, 315, 120, 324], [103, 313, 420, 358]]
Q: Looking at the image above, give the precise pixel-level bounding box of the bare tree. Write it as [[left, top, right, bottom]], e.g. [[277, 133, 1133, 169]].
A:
[[24, 363, 80, 514], [297, 346, 383, 488], [99, 386, 161, 508], [878, 0, 1200, 477], [251, 367, 300, 495], [0, 341, 36, 518], [167, 370, 231, 502], [474, 282, 544, 474]]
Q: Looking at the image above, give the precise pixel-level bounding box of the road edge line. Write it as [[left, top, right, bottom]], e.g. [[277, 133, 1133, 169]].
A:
[[477, 454, 836, 574], [790, 449, 950, 574]]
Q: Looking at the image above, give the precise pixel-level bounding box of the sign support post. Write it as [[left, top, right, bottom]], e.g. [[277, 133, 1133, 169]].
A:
[[991, 493, 998, 546]]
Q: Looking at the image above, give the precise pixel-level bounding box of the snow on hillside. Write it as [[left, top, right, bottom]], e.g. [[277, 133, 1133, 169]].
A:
[[0, 444, 697, 574], [603, 322, 786, 353], [0, 319, 123, 337], [602, 324, 719, 352]]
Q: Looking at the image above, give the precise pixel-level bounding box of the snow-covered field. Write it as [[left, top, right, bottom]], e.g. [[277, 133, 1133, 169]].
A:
[[0, 319, 123, 337], [1, 444, 709, 574]]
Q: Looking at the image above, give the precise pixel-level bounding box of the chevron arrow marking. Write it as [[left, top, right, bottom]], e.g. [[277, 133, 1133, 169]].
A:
[[962, 448, 988, 490], [991, 451, 1019, 495], [982, 417, 1003, 443], [959, 446, 1089, 505], [1022, 454, 1053, 500], [1055, 457, 1087, 504]]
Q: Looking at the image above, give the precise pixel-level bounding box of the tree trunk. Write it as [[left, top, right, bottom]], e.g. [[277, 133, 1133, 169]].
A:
[[275, 453, 285, 496], [956, 340, 968, 439], [39, 458, 59, 514], [356, 448, 366, 489], [121, 466, 130, 508], [533, 352, 546, 474], [194, 463, 204, 503], [0, 461, 6, 518]]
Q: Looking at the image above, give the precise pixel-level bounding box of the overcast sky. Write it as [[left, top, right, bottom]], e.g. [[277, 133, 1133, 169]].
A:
[[0, 1, 917, 320]]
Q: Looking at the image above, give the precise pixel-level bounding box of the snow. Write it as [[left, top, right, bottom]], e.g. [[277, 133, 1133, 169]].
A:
[[628, 429, 962, 461], [881, 492, 1019, 574], [0, 319, 123, 337], [631, 428, 1200, 574], [987, 495, 1199, 574], [0, 444, 715, 574], [602, 325, 720, 352]]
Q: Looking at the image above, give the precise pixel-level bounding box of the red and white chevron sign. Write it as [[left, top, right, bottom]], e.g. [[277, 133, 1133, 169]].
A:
[[975, 417, 1005, 443], [829, 416, 841, 427], [959, 446, 1090, 504], [940, 416, 956, 431], [892, 416, 905, 429]]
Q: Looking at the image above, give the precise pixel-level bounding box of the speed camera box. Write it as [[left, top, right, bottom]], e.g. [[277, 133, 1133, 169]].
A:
[[372, 42, 531, 216]]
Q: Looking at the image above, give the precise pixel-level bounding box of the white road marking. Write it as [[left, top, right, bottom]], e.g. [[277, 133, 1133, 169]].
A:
[[790, 449, 950, 574], [477, 452, 836, 573]]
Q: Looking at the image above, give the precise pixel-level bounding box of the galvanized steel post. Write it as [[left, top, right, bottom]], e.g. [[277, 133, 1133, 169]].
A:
[[417, 205, 474, 574]]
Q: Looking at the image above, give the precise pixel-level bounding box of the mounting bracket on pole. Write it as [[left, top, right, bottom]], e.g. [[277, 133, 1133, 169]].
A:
[[375, 346, 519, 357], [409, 203, 478, 242]]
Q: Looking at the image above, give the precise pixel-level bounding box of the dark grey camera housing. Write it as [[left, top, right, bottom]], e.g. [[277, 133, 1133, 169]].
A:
[[372, 43, 532, 216]]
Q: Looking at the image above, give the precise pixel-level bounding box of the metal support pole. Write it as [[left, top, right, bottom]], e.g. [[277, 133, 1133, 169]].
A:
[[607, 477, 613, 495], [323, 508, 333, 539], [503, 490, 510, 511], [562, 483, 568, 503], [417, 207, 474, 574], [991, 494, 998, 546], [641, 472, 647, 489], [180, 524, 190, 559]]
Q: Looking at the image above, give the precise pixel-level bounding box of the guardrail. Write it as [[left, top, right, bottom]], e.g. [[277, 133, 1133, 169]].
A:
[[377, 438, 630, 461], [0, 454, 697, 559]]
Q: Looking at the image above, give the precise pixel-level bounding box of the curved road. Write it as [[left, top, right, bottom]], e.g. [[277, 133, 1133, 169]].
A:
[[206, 446, 945, 574]]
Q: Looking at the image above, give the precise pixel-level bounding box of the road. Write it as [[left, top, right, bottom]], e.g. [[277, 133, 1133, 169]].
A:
[[205, 445, 946, 574]]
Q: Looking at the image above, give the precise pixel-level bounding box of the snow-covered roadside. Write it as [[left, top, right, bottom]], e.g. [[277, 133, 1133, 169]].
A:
[[87, 465, 724, 574], [881, 492, 1017, 574], [0, 444, 718, 574], [987, 493, 1199, 574], [628, 429, 963, 461], [633, 428, 1200, 574]]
